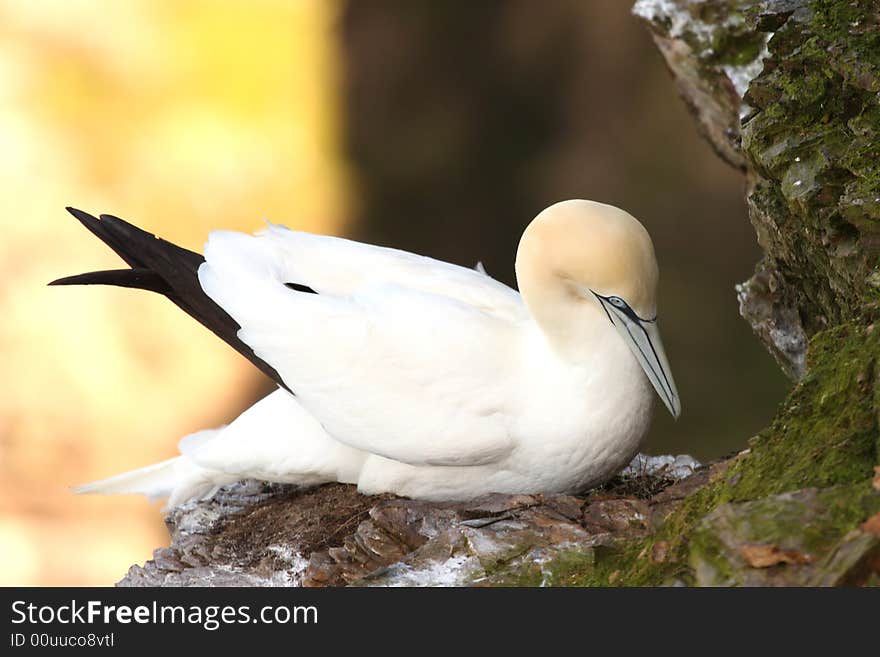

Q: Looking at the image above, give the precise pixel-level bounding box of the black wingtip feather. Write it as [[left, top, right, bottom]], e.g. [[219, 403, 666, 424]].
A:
[[65, 207, 101, 229], [98, 213, 156, 242], [66, 206, 93, 219], [64, 207, 148, 269], [48, 274, 86, 286], [48, 268, 172, 294], [57, 205, 292, 393]]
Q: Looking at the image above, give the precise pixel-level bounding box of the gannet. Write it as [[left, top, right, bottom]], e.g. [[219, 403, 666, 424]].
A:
[[52, 200, 680, 508]]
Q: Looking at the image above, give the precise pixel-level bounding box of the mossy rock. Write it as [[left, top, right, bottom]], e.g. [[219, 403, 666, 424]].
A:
[[690, 485, 880, 586], [742, 0, 880, 343], [505, 322, 880, 586], [618, 0, 880, 586]]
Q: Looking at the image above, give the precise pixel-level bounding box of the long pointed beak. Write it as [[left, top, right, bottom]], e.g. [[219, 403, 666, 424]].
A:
[[598, 298, 681, 418]]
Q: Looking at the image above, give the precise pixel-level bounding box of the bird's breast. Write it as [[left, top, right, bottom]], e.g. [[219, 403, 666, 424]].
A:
[[509, 322, 654, 492]]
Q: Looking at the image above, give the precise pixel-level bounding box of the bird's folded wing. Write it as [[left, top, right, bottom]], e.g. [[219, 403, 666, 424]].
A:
[[255, 224, 527, 322], [198, 230, 519, 467], [179, 389, 366, 485]]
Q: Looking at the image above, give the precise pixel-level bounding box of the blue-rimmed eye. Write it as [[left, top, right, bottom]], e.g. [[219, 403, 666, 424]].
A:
[[608, 296, 627, 309]]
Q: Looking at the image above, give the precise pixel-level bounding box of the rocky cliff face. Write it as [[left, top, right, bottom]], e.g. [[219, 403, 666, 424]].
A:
[[122, 0, 880, 586], [636, 0, 880, 381], [119, 456, 707, 587]]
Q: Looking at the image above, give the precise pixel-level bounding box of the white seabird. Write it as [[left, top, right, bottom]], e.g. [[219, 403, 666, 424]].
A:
[[53, 199, 680, 508]]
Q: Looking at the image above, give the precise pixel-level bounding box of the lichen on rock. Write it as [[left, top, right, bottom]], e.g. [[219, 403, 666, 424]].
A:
[[633, 0, 773, 168], [636, 0, 880, 380], [741, 1, 880, 349]]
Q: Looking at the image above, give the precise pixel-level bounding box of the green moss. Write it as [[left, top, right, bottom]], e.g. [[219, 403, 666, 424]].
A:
[[486, 539, 686, 587], [523, 320, 880, 586], [730, 484, 874, 550], [688, 484, 880, 585], [741, 0, 880, 328], [650, 1, 772, 69], [723, 325, 878, 497], [495, 548, 598, 587]]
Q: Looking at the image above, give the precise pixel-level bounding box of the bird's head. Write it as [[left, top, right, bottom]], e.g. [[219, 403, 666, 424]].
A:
[[515, 199, 680, 418]]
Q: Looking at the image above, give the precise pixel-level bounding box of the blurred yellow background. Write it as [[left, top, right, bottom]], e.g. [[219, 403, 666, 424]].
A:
[[0, 0, 349, 585]]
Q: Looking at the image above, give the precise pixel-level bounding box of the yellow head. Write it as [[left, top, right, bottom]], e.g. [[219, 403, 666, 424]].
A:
[[516, 199, 659, 318], [515, 199, 679, 417]]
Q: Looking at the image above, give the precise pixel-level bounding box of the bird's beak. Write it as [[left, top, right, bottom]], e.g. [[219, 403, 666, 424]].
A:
[[597, 297, 681, 419]]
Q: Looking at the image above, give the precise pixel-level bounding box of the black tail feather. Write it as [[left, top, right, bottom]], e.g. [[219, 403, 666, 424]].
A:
[[65, 207, 152, 270], [53, 208, 291, 392], [49, 268, 172, 294]]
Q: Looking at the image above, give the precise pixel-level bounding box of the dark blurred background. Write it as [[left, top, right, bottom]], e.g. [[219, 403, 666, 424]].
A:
[[337, 0, 790, 457], [2, 0, 788, 585]]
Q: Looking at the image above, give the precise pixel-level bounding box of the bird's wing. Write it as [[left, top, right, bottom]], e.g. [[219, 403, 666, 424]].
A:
[[50, 209, 293, 390], [198, 230, 521, 467], [181, 389, 366, 485], [253, 224, 527, 322]]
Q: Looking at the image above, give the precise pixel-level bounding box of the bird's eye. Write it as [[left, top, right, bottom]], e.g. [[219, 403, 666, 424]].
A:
[[608, 296, 627, 309]]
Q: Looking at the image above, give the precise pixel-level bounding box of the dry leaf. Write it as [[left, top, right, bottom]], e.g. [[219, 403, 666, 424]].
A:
[[872, 465, 880, 491], [739, 543, 813, 568], [861, 511, 880, 536], [608, 570, 620, 584], [650, 540, 669, 563]]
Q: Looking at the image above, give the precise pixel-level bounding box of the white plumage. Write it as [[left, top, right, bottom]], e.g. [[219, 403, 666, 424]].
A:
[[64, 199, 680, 508]]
